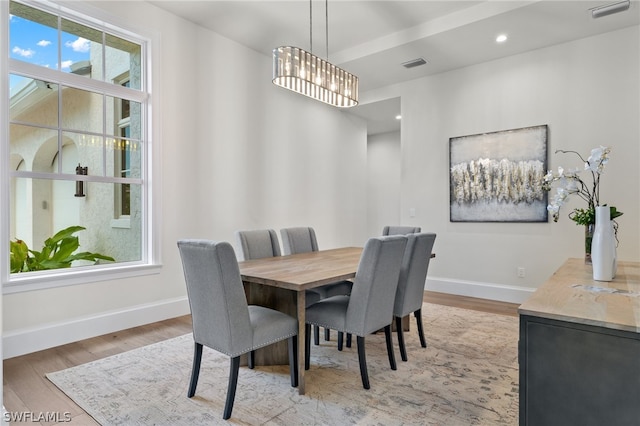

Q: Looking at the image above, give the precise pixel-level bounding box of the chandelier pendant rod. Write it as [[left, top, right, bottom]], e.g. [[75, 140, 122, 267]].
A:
[[309, 0, 313, 54], [310, 0, 330, 60], [325, 0, 329, 60]]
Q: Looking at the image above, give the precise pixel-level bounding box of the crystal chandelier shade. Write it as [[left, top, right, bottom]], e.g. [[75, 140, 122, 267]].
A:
[[273, 46, 358, 108]]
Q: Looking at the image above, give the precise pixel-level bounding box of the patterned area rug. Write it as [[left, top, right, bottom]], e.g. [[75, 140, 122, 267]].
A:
[[47, 303, 519, 425]]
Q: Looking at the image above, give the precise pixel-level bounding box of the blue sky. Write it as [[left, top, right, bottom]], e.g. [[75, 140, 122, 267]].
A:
[[9, 12, 91, 86]]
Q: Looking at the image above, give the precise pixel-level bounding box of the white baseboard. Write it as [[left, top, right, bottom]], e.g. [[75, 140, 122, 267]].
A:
[[426, 277, 534, 304], [3, 279, 529, 359], [2, 297, 190, 360]]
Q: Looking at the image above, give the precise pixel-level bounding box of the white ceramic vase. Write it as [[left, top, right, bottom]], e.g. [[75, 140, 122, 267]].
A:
[[591, 206, 617, 281]]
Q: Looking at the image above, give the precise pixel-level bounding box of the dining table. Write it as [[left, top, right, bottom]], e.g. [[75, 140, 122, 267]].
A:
[[238, 246, 363, 395]]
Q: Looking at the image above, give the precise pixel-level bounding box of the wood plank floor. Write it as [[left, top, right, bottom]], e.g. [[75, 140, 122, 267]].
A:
[[2, 292, 519, 425]]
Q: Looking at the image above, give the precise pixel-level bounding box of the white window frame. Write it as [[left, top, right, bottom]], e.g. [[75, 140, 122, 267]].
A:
[[1, 0, 160, 294], [113, 72, 132, 228]]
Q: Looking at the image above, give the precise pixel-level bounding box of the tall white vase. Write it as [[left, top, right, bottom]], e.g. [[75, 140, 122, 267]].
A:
[[591, 206, 617, 281]]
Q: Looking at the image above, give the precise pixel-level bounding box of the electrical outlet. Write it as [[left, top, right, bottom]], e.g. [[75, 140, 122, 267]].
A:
[[517, 267, 525, 278]]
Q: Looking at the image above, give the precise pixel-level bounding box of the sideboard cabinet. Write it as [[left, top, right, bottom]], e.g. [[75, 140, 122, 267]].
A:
[[518, 258, 640, 426]]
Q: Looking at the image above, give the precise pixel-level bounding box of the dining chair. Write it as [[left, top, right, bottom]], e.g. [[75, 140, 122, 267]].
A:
[[393, 232, 437, 361], [177, 239, 298, 420], [341, 224, 423, 350], [280, 227, 353, 345], [236, 229, 322, 355], [382, 225, 422, 235], [304, 235, 408, 389], [235, 228, 282, 260]]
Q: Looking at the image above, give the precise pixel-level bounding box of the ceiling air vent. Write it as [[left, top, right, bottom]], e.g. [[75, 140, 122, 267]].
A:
[[401, 58, 427, 69]]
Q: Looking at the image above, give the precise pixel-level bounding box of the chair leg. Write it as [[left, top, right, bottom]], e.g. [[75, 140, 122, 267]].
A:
[[356, 336, 370, 389], [337, 331, 344, 351], [187, 342, 203, 397], [384, 324, 397, 370], [324, 327, 331, 341], [223, 356, 241, 420], [413, 309, 427, 348], [305, 323, 311, 370], [395, 316, 408, 362], [415, 308, 427, 348], [248, 350, 255, 369], [346, 333, 352, 348], [314, 325, 320, 345], [288, 336, 298, 387]]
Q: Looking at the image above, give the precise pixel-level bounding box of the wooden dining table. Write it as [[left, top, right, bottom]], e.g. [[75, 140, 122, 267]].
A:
[[238, 246, 363, 395]]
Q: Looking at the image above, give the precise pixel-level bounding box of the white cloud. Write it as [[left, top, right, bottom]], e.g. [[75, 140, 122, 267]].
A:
[[60, 60, 74, 70], [37, 40, 52, 47], [12, 46, 35, 58], [65, 37, 90, 53]]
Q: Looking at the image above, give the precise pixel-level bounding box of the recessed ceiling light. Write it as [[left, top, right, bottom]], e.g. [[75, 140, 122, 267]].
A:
[[496, 34, 508, 43], [395, 115, 402, 120]]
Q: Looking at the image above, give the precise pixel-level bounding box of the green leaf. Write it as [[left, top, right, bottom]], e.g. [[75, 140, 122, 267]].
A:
[[569, 206, 623, 225], [569, 208, 595, 226], [67, 252, 115, 263], [609, 206, 624, 220], [39, 260, 72, 269], [10, 240, 28, 273], [50, 236, 80, 261], [9, 226, 114, 272], [49, 226, 86, 244]]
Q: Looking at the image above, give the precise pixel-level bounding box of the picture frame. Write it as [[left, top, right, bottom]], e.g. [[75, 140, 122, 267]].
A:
[[449, 125, 548, 222]]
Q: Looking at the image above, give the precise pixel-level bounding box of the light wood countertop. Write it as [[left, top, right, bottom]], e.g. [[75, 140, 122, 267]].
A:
[[238, 247, 362, 291], [518, 258, 640, 333]]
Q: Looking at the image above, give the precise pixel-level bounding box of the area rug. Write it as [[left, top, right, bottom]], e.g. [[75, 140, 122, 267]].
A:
[[47, 303, 519, 425]]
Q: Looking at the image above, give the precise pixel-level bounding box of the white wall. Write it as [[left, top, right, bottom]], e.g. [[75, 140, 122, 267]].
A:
[[191, 25, 368, 252], [2, 1, 367, 358], [365, 26, 640, 302], [367, 131, 402, 236]]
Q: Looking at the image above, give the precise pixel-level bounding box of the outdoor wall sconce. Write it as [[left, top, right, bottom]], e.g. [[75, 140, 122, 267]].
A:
[[75, 164, 88, 197]]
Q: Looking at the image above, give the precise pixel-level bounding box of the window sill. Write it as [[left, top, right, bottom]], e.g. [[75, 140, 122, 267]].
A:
[[111, 217, 131, 229], [3, 262, 161, 294]]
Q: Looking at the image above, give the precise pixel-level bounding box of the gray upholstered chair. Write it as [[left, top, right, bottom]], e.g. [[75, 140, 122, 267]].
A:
[[281, 226, 319, 255], [382, 225, 421, 235], [235, 229, 282, 260], [393, 232, 437, 361], [304, 235, 408, 389], [236, 229, 322, 357], [177, 239, 298, 420], [280, 227, 353, 345], [341, 225, 422, 350]]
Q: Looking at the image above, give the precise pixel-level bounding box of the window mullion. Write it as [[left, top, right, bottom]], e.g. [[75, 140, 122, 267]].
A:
[[9, 59, 147, 102], [57, 15, 63, 174], [10, 170, 142, 185]]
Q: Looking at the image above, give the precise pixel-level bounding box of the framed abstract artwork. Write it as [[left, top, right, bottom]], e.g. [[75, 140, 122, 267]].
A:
[[449, 125, 548, 222]]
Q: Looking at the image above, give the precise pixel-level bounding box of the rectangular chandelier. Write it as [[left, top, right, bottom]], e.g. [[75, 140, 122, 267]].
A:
[[273, 46, 358, 108]]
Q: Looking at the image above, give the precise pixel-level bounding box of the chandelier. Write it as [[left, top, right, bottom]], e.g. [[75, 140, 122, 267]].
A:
[[272, 1, 358, 108]]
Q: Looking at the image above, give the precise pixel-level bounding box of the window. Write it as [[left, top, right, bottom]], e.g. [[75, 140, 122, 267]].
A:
[[4, 0, 153, 292]]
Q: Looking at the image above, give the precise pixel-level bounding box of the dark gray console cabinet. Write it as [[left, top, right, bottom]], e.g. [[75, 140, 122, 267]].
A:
[[518, 258, 640, 426], [519, 314, 640, 426]]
